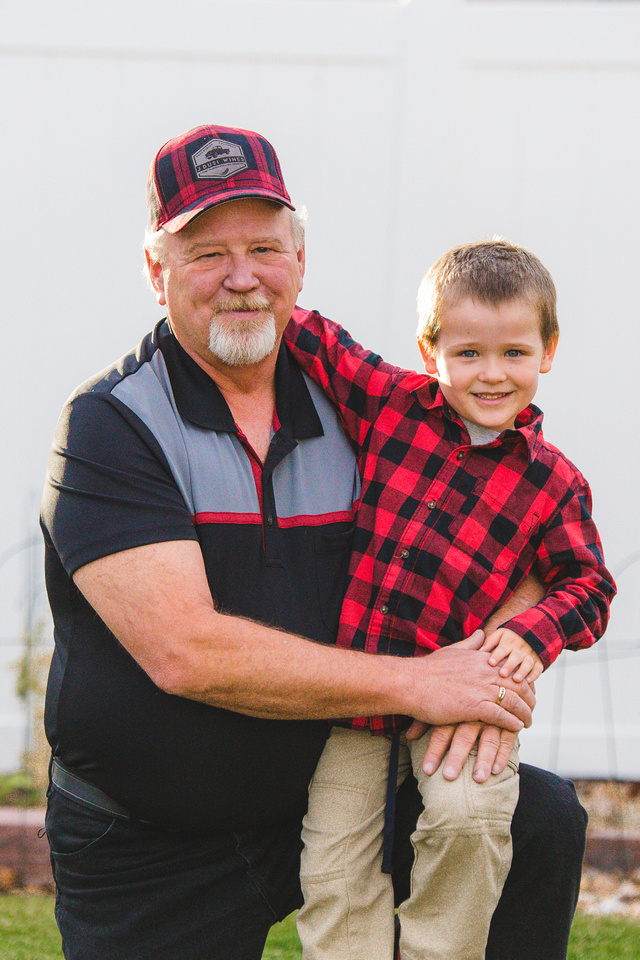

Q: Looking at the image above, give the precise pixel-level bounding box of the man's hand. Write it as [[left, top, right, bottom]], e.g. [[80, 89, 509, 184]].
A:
[[404, 574, 542, 782], [405, 627, 532, 782], [406, 630, 535, 732], [413, 722, 518, 783]]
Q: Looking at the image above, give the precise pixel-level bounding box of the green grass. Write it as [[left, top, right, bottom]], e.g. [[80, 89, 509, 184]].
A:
[[1, 894, 639, 958], [263, 911, 640, 959], [0, 892, 63, 960], [263, 913, 302, 959], [265, 911, 640, 959], [568, 913, 640, 959]]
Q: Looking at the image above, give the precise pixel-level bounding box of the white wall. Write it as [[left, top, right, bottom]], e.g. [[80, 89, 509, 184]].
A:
[[1, 0, 638, 777]]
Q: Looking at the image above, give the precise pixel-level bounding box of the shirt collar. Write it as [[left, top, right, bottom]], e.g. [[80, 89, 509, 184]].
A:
[[411, 375, 544, 461], [512, 404, 545, 461], [157, 320, 324, 439]]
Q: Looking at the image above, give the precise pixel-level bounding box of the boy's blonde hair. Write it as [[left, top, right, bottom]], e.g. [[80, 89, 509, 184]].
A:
[[416, 238, 559, 351]]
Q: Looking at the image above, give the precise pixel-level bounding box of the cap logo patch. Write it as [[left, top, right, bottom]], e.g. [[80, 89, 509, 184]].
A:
[[193, 138, 248, 180]]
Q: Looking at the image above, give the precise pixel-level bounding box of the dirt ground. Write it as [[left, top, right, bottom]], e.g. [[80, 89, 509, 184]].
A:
[[576, 780, 640, 832], [575, 780, 640, 921]]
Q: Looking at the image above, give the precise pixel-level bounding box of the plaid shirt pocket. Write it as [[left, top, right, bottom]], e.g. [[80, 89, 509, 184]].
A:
[[447, 483, 539, 576]]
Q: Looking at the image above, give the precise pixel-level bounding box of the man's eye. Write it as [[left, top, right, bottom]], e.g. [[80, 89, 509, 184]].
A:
[[253, 246, 274, 254]]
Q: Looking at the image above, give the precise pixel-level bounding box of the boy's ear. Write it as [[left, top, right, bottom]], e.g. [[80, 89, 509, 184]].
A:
[[418, 339, 439, 375], [540, 335, 559, 374]]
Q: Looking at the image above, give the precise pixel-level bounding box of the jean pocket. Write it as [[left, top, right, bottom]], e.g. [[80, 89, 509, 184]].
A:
[[46, 786, 117, 860]]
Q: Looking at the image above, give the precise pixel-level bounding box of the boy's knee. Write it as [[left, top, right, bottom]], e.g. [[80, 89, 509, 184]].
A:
[[416, 763, 518, 833]]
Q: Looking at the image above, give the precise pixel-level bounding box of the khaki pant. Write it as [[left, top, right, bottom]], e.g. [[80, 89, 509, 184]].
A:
[[297, 726, 519, 960]]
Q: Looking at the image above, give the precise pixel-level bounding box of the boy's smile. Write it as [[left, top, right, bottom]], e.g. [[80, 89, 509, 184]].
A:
[[419, 296, 558, 434]]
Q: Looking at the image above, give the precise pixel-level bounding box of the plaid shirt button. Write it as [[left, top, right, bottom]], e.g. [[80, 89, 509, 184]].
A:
[[400, 549, 409, 559], [457, 451, 465, 460], [380, 605, 389, 615], [426, 500, 436, 509]]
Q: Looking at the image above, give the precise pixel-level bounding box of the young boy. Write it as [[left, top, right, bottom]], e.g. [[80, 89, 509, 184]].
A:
[[283, 239, 615, 960]]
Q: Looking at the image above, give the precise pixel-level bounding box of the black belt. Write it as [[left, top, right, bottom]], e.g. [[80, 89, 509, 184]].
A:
[[51, 759, 151, 823]]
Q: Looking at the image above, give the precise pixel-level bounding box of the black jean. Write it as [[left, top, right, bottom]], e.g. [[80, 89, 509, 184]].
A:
[[46, 762, 586, 960]]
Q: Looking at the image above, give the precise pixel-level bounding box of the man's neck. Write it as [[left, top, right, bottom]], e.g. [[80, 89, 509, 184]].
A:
[[170, 327, 281, 461], [194, 343, 279, 462]]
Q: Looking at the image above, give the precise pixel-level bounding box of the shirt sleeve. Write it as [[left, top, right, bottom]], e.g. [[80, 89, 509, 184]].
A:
[[284, 307, 408, 449], [502, 477, 616, 669], [41, 391, 198, 576]]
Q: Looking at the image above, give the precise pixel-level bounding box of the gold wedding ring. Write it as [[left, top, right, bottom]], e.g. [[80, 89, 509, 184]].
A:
[[496, 686, 506, 705]]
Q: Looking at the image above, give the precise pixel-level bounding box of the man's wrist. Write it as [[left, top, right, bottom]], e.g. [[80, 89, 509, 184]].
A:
[[376, 654, 425, 722]]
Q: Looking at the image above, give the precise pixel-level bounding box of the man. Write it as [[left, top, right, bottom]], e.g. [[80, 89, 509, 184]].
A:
[[41, 124, 585, 960]]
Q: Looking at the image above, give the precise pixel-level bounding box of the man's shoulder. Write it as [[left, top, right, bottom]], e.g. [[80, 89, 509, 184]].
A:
[[68, 322, 165, 403]]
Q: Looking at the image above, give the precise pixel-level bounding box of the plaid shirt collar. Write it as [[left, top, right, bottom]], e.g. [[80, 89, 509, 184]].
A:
[[409, 376, 545, 464]]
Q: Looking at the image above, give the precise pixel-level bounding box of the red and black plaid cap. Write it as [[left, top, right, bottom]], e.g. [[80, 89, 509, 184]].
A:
[[147, 124, 295, 234]]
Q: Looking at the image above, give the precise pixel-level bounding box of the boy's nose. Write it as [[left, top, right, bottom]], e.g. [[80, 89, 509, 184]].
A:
[[478, 359, 507, 383]]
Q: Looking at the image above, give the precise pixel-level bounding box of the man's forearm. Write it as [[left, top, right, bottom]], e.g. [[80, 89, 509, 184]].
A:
[[73, 540, 534, 732], [484, 572, 545, 635], [168, 607, 413, 720], [150, 612, 533, 732]]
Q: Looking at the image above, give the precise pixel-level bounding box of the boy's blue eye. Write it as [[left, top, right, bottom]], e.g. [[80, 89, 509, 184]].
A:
[[505, 349, 523, 357], [460, 350, 477, 358]]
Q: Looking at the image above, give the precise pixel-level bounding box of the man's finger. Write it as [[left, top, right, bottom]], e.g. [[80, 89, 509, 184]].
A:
[[422, 724, 455, 775], [471, 725, 502, 783], [441, 722, 483, 781], [405, 719, 429, 742], [491, 729, 519, 775], [481, 682, 534, 730], [455, 629, 485, 652], [501, 676, 536, 713]]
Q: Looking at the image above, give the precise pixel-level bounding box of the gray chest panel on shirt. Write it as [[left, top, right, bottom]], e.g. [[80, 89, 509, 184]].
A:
[[111, 350, 360, 519]]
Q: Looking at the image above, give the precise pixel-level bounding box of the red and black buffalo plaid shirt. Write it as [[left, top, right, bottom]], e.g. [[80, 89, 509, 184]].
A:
[[284, 308, 616, 734]]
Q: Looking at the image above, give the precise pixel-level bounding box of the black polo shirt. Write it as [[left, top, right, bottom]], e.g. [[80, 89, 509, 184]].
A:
[[41, 319, 359, 833]]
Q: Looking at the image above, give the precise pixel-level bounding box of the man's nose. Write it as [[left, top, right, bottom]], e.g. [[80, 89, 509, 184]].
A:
[[223, 255, 260, 292]]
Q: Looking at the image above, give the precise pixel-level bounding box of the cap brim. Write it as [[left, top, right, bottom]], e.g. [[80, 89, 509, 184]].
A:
[[161, 190, 296, 234]]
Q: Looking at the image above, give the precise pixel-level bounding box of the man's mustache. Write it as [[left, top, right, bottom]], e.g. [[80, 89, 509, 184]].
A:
[[211, 295, 273, 315]]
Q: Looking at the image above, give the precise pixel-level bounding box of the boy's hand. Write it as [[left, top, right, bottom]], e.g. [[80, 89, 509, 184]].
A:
[[482, 628, 543, 682]]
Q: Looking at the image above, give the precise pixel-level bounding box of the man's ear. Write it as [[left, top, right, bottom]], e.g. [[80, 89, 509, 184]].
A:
[[540, 335, 559, 374], [418, 339, 439, 376], [296, 243, 306, 295], [145, 249, 167, 307]]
